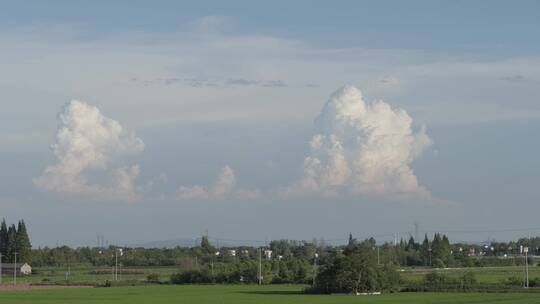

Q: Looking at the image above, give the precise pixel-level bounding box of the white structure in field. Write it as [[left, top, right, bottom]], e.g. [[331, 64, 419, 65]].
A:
[[0, 263, 32, 275]]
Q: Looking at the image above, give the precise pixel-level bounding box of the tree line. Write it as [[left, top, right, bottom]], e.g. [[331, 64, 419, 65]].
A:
[[5, 219, 539, 285], [28, 233, 539, 269]]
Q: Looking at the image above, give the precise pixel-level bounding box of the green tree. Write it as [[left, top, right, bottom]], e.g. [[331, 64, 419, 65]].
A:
[[406, 236, 418, 251], [344, 233, 358, 255], [313, 239, 399, 294], [16, 220, 32, 262], [431, 233, 450, 267], [420, 234, 431, 266], [0, 219, 7, 257], [6, 224, 17, 262], [200, 235, 216, 264]]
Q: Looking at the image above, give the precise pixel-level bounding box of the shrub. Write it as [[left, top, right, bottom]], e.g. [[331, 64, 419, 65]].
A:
[[170, 269, 213, 284], [459, 272, 477, 286], [146, 273, 160, 283], [433, 258, 445, 268], [271, 276, 292, 284], [424, 272, 448, 288], [501, 276, 523, 286], [529, 277, 540, 287]]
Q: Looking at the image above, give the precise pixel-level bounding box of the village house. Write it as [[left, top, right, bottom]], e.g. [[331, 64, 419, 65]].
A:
[[264, 250, 272, 260], [0, 263, 32, 275]]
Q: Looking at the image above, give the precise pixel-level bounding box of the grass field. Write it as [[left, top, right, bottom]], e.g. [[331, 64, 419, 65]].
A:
[[0, 266, 179, 284], [0, 285, 539, 304], [0, 265, 538, 304], [400, 266, 540, 283], [2, 265, 537, 285]]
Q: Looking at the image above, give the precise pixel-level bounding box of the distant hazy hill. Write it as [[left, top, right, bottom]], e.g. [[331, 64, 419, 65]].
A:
[[126, 238, 244, 248], [126, 238, 201, 248]]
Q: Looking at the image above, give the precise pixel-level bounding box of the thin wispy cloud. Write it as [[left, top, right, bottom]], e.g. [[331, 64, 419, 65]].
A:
[[499, 74, 536, 83], [131, 77, 288, 88], [2, 16, 539, 128]]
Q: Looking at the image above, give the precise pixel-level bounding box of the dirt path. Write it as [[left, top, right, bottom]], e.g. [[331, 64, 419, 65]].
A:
[[0, 284, 93, 291]]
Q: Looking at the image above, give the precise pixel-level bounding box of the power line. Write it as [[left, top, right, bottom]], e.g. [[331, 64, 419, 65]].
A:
[[117, 226, 540, 250], [425, 227, 540, 234]]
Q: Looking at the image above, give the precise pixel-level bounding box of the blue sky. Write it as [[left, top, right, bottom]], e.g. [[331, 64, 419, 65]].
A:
[[1, 1, 540, 247], [3, 0, 539, 52]]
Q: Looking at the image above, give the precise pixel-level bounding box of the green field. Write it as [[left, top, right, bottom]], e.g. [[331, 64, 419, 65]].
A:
[[1, 265, 538, 304], [1, 265, 537, 285], [400, 266, 540, 283], [0, 285, 539, 304], [0, 266, 179, 284]]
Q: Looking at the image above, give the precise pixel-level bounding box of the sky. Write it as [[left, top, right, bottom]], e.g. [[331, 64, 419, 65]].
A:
[[1, 0, 540, 247]]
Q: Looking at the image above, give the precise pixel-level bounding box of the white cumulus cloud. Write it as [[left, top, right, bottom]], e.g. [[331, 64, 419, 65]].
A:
[[33, 100, 145, 201], [177, 166, 260, 200], [287, 85, 432, 199]]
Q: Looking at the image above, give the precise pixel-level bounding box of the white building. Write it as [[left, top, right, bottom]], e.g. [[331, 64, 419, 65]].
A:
[[264, 250, 272, 260], [0, 263, 32, 275]]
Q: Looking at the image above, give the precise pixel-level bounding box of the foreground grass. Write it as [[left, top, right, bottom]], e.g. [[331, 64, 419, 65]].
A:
[[0, 285, 539, 304]]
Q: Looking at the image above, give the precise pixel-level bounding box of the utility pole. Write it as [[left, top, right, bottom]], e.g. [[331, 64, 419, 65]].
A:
[[115, 250, 118, 281], [13, 252, 17, 286], [312, 253, 318, 286], [258, 248, 262, 285], [377, 247, 380, 265], [524, 247, 529, 288], [66, 255, 70, 281]]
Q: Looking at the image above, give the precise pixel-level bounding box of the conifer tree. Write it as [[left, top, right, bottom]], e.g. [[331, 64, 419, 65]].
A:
[[6, 224, 17, 262], [200, 235, 215, 256], [420, 234, 431, 266], [0, 219, 7, 257], [406, 236, 416, 251], [16, 220, 32, 262], [344, 233, 358, 255]]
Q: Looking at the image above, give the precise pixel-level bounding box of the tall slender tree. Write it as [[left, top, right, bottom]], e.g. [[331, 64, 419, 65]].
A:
[[406, 236, 416, 251], [344, 233, 358, 255], [0, 219, 7, 257], [16, 220, 32, 262], [420, 234, 431, 266], [200, 235, 215, 256], [6, 224, 17, 262]]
